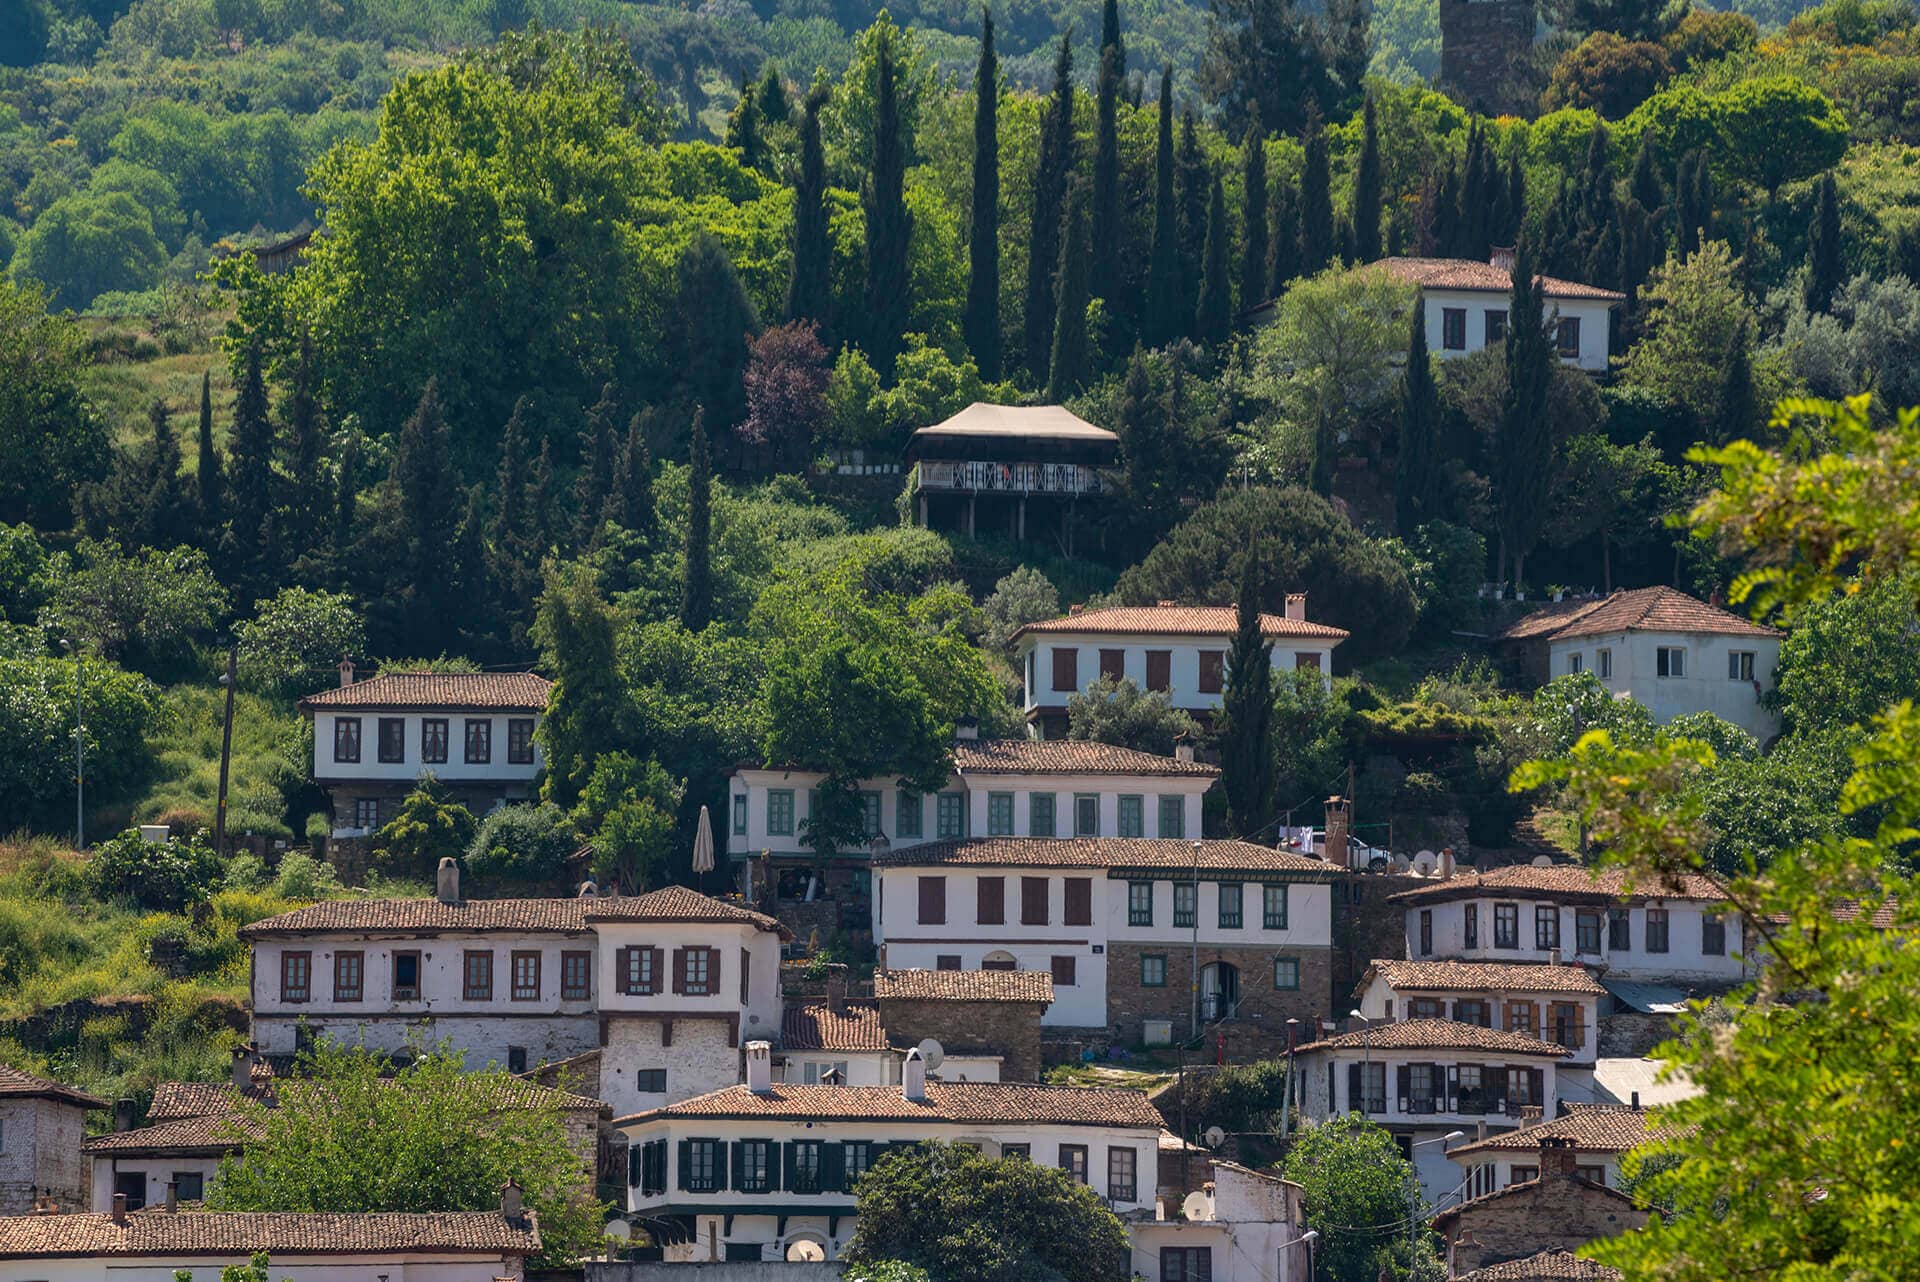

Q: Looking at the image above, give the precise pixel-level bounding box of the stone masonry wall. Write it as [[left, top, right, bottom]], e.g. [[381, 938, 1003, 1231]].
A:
[[1331, 872, 1424, 1011], [1106, 944, 1332, 1060], [0, 1098, 89, 1213], [875, 997, 1045, 1082], [1446, 1147, 1649, 1273]]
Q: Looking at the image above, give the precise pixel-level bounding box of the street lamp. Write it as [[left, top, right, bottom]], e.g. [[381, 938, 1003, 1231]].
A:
[[59, 639, 82, 849], [1277, 1228, 1318, 1281], [214, 644, 237, 857], [1408, 1131, 1469, 1257]]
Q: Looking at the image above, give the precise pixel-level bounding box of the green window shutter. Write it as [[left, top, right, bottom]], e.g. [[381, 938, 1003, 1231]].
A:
[[784, 1141, 799, 1191], [629, 1143, 644, 1187], [731, 1140, 746, 1191], [676, 1139, 692, 1191], [714, 1140, 728, 1189], [822, 1140, 846, 1192]]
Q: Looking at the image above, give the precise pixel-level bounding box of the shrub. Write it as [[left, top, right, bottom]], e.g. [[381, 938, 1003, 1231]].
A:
[[269, 852, 340, 900], [83, 828, 223, 911], [373, 776, 477, 880], [466, 804, 575, 885]]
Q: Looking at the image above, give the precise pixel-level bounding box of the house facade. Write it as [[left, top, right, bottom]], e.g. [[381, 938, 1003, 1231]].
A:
[[614, 1042, 1163, 1263], [300, 667, 552, 837], [1011, 600, 1348, 736], [1448, 1104, 1664, 1198], [1431, 1138, 1649, 1275], [0, 1066, 104, 1214], [1352, 959, 1607, 1067], [1496, 586, 1784, 742], [872, 837, 1335, 1052], [905, 403, 1119, 551], [1377, 253, 1624, 372], [1127, 1160, 1312, 1282]]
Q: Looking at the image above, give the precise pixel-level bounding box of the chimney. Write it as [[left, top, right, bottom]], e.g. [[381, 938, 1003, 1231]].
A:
[[230, 1043, 258, 1090], [1068, 604, 1084, 616], [902, 1046, 928, 1101], [1539, 1136, 1579, 1181], [1173, 732, 1195, 764], [1285, 592, 1306, 622], [111, 1193, 128, 1223], [338, 657, 356, 687], [1438, 847, 1455, 879], [1322, 796, 1351, 863], [745, 1040, 773, 1094], [1489, 246, 1516, 271], [577, 880, 599, 898], [500, 1180, 524, 1219], [1631, 1091, 1640, 1109], [1710, 585, 1725, 608], [1548, 946, 1561, 966], [164, 1180, 178, 1213], [825, 966, 848, 1014], [113, 1098, 137, 1132], [436, 857, 461, 905], [819, 1065, 845, 1086], [954, 716, 979, 741]]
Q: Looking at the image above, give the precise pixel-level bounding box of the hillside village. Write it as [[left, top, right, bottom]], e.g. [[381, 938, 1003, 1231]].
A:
[[0, 0, 1919, 1275]]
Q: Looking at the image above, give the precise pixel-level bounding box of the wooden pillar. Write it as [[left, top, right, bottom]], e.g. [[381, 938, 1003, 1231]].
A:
[[917, 493, 927, 528], [1018, 498, 1027, 541], [967, 496, 976, 538]]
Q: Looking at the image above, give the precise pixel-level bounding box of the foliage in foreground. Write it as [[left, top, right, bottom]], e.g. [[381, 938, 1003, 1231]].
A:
[[1283, 1113, 1443, 1282]]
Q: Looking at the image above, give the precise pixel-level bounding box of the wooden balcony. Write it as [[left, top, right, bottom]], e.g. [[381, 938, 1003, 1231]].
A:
[[915, 460, 1109, 496]]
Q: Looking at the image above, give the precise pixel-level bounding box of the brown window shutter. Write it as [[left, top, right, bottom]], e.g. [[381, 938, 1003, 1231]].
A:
[[671, 947, 687, 995], [649, 947, 665, 994], [918, 876, 946, 925], [977, 877, 1004, 925], [1145, 650, 1171, 691], [1051, 647, 1078, 692], [1064, 878, 1092, 927], [1099, 649, 1125, 681], [615, 947, 632, 994]]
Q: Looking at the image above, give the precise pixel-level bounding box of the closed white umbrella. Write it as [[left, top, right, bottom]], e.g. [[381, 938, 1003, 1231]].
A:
[[691, 805, 715, 875]]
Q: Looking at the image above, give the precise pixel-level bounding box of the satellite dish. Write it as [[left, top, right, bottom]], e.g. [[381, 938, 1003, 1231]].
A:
[[603, 1219, 632, 1241], [1531, 855, 1554, 867], [1411, 851, 1437, 875], [1181, 1191, 1213, 1222], [917, 1038, 945, 1070], [787, 1240, 827, 1262], [1203, 1124, 1226, 1148]]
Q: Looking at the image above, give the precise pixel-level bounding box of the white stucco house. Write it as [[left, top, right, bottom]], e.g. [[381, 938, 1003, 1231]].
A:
[[1128, 1160, 1314, 1282], [1010, 600, 1347, 736], [1377, 251, 1624, 372], [0, 1066, 104, 1214], [1497, 585, 1785, 742], [300, 666, 552, 838], [1352, 959, 1607, 1067]]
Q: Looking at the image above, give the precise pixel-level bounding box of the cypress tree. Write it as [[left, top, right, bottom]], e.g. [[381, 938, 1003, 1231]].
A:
[[724, 81, 767, 174], [1175, 106, 1207, 329], [1239, 126, 1269, 316], [1804, 172, 1843, 315], [284, 330, 326, 554], [450, 483, 492, 643], [1197, 170, 1233, 345], [1100, 0, 1124, 72], [1048, 178, 1093, 401], [1715, 321, 1757, 446], [575, 383, 619, 549], [331, 433, 358, 584], [676, 234, 760, 435], [490, 397, 536, 604], [865, 34, 913, 378], [1267, 176, 1300, 296], [528, 437, 556, 556], [1458, 123, 1491, 261], [1497, 240, 1554, 587], [1091, 44, 1123, 304], [682, 408, 713, 632], [1352, 95, 1382, 263], [1396, 298, 1441, 534], [391, 380, 460, 654], [1503, 151, 1527, 247], [1219, 538, 1275, 839], [1300, 116, 1334, 273], [142, 397, 187, 549], [787, 85, 833, 331], [756, 64, 789, 124], [228, 339, 274, 560], [964, 15, 1002, 379], [607, 413, 655, 540], [1025, 34, 1075, 381], [1433, 156, 1462, 258], [1676, 151, 1714, 258], [1144, 68, 1180, 347], [195, 369, 222, 526], [1894, 221, 1920, 285], [1629, 140, 1664, 219]]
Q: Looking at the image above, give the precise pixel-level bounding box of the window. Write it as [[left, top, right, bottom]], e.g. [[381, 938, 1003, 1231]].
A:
[[1074, 794, 1099, 837], [561, 950, 591, 1001], [737, 1139, 774, 1192], [767, 789, 795, 836], [1174, 882, 1197, 928], [1597, 648, 1613, 680], [1064, 878, 1092, 927], [1656, 646, 1686, 678], [1118, 794, 1144, 837], [1161, 1246, 1213, 1282], [1494, 903, 1519, 949], [172, 1171, 204, 1201], [1129, 881, 1154, 926], [1099, 648, 1125, 680], [1512, 1165, 1539, 1185], [937, 793, 966, 839], [421, 718, 448, 763], [393, 950, 421, 1000], [987, 792, 1014, 836], [977, 876, 1005, 925], [1052, 954, 1077, 986], [981, 954, 1016, 971], [1058, 1144, 1088, 1184], [1263, 884, 1289, 930], [463, 950, 494, 1001], [1158, 795, 1185, 839], [936, 954, 962, 970], [1141, 954, 1167, 987], [1021, 876, 1049, 925], [1454, 998, 1491, 1027], [683, 1139, 723, 1193], [115, 1171, 146, 1211], [333, 717, 361, 763], [896, 790, 923, 838], [1729, 650, 1756, 681], [1030, 793, 1056, 837], [1576, 909, 1602, 954], [1569, 652, 1584, 675], [1197, 651, 1225, 694], [1556, 316, 1581, 357], [280, 950, 311, 1003], [790, 1141, 824, 1193], [1549, 1002, 1584, 1048], [1647, 908, 1670, 953], [1485, 309, 1507, 343], [1442, 306, 1467, 350], [1536, 905, 1560, 950], [1000, 1142, 1030, 1161], [1506, 1000, 1536, 1034], [740, 948, 751, 1006], [1355, 1061, 1386, 1112], [1409, 1063, 1438, 1112], [511, 951, 541, 1001], [1465, 904, 1479, 949], [1418, 909, 1433, 955], [801, 1060, 850, 1085], [377, 717, 405, 763], [917, 876, 947, 925], [464, 718, 492, 763], [635, 1139, 668, 1196], [1052, 648, 1079, 692], [619, 946, 661, 995], [1609, 907, 1631, 951], [678, 946, 714, 995], [1218, 882, 1243, 929], [1703, 915, 1726, 955], [1408, 997, 1445, 1019], [333, 950, 363, 1002], [1457, 1063, 1488, 1113], [1273, 957, 1300, 990], [1145, 650, 1172, 692], [507, 718, 535, 764], [732, 793, 748, 836], [845, 1141, 877, 1185], [347, 797, 379, 831], [1108, 1146, 1137, 1202]]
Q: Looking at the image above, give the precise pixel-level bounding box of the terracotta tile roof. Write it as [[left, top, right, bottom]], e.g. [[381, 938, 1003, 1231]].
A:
[[1293, 1018, 1573, 1057], [298, 671, 552, 711], [81, 1111, 262, 1156], [1388, 863, 1729, 906], [872, 968, 1056, 1004], [1458, 1251, 1623, 1281], [781, 1001, 891, 1052], [142, 1075, 601, 1125], [618, 1082, 1164, 1130], [1433, 1166, 1643, 1227], [1363, 960, 1607, 997], [0, 1210, 539, 1257], [1012, 602, 1349, 642], [0, 1065, 106, 1109], [582, 886, 789, 936], [1829, 898, 1899, 929], [953, 737, 1221, 778], [1376, 256, 1626, 302], [1447, 1104, 1670, 1158], [873, 837, 1334, 877], [239, 897, 589, 937], [1497, 586, 1781, 643]]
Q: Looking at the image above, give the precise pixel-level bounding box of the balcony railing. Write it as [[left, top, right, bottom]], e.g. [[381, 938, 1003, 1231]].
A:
[[916, 460, 1108, 495]]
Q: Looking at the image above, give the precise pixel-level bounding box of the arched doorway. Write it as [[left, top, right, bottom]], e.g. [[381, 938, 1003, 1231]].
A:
[[1200, 962, 1240, 1021]]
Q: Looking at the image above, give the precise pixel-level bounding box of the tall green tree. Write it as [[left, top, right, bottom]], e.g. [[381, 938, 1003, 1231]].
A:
[[1284, 1114, 1440, 1282], [1091, 43, 1124, 306], [138, 398, 189, 551], [607, 415, 654, 539], [535, 561, 635, 806], [228, 339, 275, 566], [723, 76, 767, 173], [681, 409, 713, 632], [388, 380, 462, 655], [195, 370, 222, 528], [1176, 107, 1209, 333], [1804, 171, 1843, 315], [1048, 179, 1094, 401], [1396, 299, 1441, 533], [864, 33, 913, 377], [1352, 95, 1382, 263], [1067, 676, 1200, 755], [1268, 176, 1300, 295], [1239, 127, 1270, 316], [1197, 171, 1234, 345], [1497, 241, 1554, 586], [1219, 541, 1276, 837], [332, 435, 359, 584], [489, 397, 537, 608], [787, 85, 833, 332], [283, 331, 328, 560], [964, 15, 1001, 380], [1714, 320, 1757, 446], [674, 234, 760, 435], [1100, 0, 1125, 71], [574, 384, 619, 549], [1025, 35, 1075, 381], [1300, 116, 1334, 273], [1144, 69, 1180, 347]]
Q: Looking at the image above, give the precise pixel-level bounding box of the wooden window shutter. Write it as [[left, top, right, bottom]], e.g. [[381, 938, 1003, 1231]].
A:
[[822, 1141, 846, 1192], [740, 948, 750, 1005], [713, 1140, 728, 1188], [1445, 1064, 1460, 1113], [977, 877, 1004, 925], [629, 1143, 644, 1188], [766, 1139, 783, 1191], [648, 947, 665, 995], [1346, 1063, 1361, 1111], [1396, 1065, 1411, 1112], [783, 1141, 799, 1192], [615, 947, 633, 994], [730, 1141, 746, 1191], [1529, 1067, 1544, 1102], [1490, 1065, 1509, 1114], [676, 1139, 692, 1190], [1064, 878, 1092, 926], [671, 947, 687, 995]]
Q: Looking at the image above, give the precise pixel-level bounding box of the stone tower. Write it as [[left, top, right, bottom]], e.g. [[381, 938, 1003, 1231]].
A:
[[1438, 0, 1538, 116]]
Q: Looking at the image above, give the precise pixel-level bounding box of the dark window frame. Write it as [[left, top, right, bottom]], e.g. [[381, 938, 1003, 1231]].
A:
[[463, 949, 494, 1001], [280, 950, 311, 1003], [392, 949, 422, 1001], [561, 950, 592, 1001], [376, 717, 406, 764], [507, 717, 535, 765], [332, 717, 361, 764], [421, 718, 448, 764], [332, 950, 363, 1002], [1441, 306, 1468, 350], [464, 717, 492, 764], [1129, 881, 1154, 927], [1494, 902, 1520, 949], [510, 950, 541, 1001]]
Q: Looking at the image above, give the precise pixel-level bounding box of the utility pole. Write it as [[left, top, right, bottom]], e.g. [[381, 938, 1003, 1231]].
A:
[[214, 644, 238, 857]]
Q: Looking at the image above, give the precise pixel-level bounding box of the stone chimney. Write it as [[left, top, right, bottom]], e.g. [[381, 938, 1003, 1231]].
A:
[[1285, 592, 1307, 622], [111, 1193, 128, 1223], [1173, 732, 1195, 764], [1489, 246, 1516, 271], [436, 857, 461, 905], [902, 1046, 928, 1101], [338, 657, 356, 687], [955, 716, 979, 741], [825, 966, 848, 1014], [1322, 796, 1351, 863], [164, 1180, 179, 1213], [745, 1040, 773, 1094], [500, 1180, 524, 1219], [1439, 847, 1455, 879], [113, 1098, 137, 1132], [1069, 604, 1084, 616], [230, 1043, 258, 1090], [1538, 1136, 1579, 1181]]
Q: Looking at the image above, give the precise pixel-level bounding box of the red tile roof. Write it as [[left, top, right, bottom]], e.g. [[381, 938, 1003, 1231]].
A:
[[912, 402, 1119, 443], [142, 1074, 601, 1124], [1292, 1018, 1573, 1057], [1458, 1251, 1623, 1281], [582, 885, 789, 935], [1447, 1104, 1671, 1158], [872, 968, 1055, 1004], [0, 1210, 539, 1257], [618, 1082, 1164, 1129], [1497, 586, 1781, 643], [298, 671, 551, 711], [1377, 256, 1626, 302], [81, 1112, 262, 1157], [1388, 863, 1729, 906], [1433, 1166, 1644, 1228], [0, 1065, 106, 1110], [781, 1002, 891, 1052], [1362, 960, 1607, 997], [240, 887, 783, 938], [873, 837, 1333, 877], [953, 738, 1220, 778], [1013, 603, 1349, 642]]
